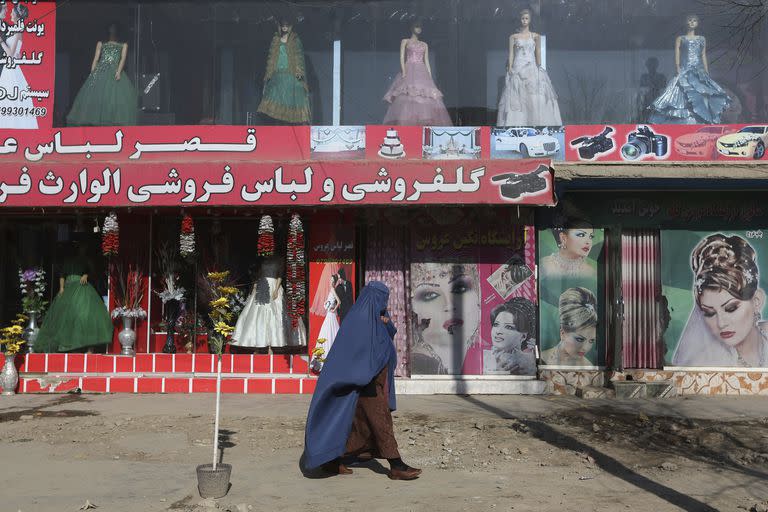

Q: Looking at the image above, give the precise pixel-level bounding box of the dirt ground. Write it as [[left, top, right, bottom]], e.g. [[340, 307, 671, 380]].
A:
[[3, 394, 768, 512]]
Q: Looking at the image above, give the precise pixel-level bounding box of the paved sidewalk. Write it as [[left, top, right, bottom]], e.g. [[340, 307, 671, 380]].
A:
[[4, 392, 768, 421], [3, 394, 768, 512]]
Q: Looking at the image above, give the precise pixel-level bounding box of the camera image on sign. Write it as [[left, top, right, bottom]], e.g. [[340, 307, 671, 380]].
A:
[[569, 126, 614, 160], [621, 126, 668, 161]]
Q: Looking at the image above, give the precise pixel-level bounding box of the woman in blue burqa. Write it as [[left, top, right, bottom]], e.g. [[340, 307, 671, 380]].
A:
[[303, 281, 422, 480]]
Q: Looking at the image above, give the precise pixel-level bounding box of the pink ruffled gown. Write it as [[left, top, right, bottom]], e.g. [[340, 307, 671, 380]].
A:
[[383, 40, 452, 126]]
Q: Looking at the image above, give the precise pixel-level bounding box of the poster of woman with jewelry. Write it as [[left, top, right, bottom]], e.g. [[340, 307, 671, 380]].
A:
[[538, 222, 604, 367], [661, 231, 768, 368], [409, 224, 536, 375]]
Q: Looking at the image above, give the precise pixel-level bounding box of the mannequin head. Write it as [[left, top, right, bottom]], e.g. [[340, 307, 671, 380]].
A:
[[278, 18, 293, 35], [12, 4, 28, 23], [519, 9, 532, 29], [107, 22, 120, 42], [685, 14, 700, 31], [410, 19, 423, 37]]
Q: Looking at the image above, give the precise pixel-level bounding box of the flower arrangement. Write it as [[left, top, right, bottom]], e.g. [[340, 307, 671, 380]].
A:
[[155, 243, 186, 304], [199, 270, 237, 355], [286, 213, 306, 328], [257, 215, 275, 257], [18, 267, 47, 314], [1, 314, 27, 355], [111, 264, 147, 319], [101, 212, 119, 257], [180, 214, 195, 258], [176, 307, 207, 354]]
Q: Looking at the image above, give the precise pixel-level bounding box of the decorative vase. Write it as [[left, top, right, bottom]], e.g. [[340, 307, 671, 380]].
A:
[[23, 311, 40, 354], [1, 354, 18, 395], [162, 329, 177, 354], [118, 317, 137, 356], [162, 300, 180, 354]]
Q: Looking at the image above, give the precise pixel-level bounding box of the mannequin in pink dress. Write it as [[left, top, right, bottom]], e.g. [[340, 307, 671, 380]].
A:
[[383, 20, 452, 126]]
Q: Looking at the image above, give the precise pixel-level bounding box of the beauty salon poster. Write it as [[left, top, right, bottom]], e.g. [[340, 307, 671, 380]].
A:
[[538, 226, 604, 367], [409, 223, 537, 376], [661, 230, 768, 368], [0, 1, 55, 129]]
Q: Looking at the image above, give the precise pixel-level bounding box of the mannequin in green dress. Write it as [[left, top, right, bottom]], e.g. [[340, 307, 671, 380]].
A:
[[35, 241, 113, 353], [257, 19, 311, 124], [66, 23, 138, 126]]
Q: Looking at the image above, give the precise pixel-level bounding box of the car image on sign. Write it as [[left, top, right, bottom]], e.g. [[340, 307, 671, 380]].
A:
[[493, 127, 561, 158], [674, 125, 734, 159], [716, 125, 768, 160]]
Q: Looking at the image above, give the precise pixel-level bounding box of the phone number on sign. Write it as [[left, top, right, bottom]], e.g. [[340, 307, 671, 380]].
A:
[[0, 106, 47, 117]]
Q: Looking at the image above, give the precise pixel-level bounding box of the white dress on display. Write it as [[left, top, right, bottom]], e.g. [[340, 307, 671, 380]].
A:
[[0, 35, 38, 129], [310, 291, 340, 371], [497, 37, 561, 126], [318, 292, 340, 354], [231, 277, 288, 348]]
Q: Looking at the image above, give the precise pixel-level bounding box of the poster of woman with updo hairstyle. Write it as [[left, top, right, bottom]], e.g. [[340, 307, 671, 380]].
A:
[[661, 231, 768, 367], [537, 223, 604, 367]]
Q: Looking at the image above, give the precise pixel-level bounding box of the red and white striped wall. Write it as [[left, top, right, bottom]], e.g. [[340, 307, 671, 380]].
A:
[[1, 353, 317, 395]]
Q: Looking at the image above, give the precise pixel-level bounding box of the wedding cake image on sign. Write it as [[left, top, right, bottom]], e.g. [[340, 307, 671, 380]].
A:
[[378, 129, 406, 159]]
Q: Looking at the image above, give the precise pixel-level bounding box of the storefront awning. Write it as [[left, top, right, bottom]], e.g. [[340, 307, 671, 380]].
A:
[[0, 126, 555, 207]]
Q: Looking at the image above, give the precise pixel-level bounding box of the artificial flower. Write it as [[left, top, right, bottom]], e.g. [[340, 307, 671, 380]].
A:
[[207, 271, 230, 282], [213, 321, 234, 337], [210, 297, 229, 309]]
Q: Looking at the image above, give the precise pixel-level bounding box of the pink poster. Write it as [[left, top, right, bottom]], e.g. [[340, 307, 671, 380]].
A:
[[409, 224, 537, 376]]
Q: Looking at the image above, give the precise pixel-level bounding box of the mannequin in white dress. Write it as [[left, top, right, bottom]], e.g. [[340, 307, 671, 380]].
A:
[[232, 258, 288, 348], [497, 9, 561, 126]]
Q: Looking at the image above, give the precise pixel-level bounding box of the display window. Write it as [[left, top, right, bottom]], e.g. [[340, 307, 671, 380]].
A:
[[360, 207, 538, 377], [52, 0, 768, 127], [0, 210, 316, 356]]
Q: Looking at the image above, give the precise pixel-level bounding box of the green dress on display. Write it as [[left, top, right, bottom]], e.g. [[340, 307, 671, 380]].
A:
[[66, 41, 138, 126], [35, 260, 113, 353], [257, 32, 311, 123]]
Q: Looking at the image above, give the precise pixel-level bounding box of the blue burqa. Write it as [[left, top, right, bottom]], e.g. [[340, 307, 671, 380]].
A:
[[303, 281, 398, 469]]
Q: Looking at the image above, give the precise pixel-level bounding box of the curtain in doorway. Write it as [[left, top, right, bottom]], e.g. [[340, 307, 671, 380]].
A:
[[621, 229, 664, 369], [365, 225, 411, 377]]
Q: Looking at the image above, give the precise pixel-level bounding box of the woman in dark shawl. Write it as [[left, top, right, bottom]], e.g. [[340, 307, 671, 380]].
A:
[[303, 281, 421, 480]]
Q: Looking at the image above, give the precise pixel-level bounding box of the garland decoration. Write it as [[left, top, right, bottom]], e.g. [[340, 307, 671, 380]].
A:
[[101, 212, 119, 257], [285, 213, 305, 328], [180, 214, 196, 258], [257, 215, 275, 257]]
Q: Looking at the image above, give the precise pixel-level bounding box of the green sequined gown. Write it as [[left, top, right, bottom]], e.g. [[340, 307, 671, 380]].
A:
[[67, 41, 138, 126], [35, 259, 113, 353], [257, 40, 311, 123]]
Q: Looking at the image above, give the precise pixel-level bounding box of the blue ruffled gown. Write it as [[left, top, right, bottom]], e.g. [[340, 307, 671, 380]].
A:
[[648, 36, 730, 124]]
